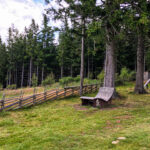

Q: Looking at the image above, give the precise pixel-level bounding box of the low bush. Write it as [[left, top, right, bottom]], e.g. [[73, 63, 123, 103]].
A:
[[42, 72, 55, 86], [73, 75, 80, 82], [129, 71, 136, 81], [59, 77, 73, 87], [84, 78, 98, 85], [97, 70, 104, 84], [32, 73, 38, 87], [0, 84, 3, 90], [120, 67, 136, 83], [116, 68, 136, 85], [7, 84, 16, 90]]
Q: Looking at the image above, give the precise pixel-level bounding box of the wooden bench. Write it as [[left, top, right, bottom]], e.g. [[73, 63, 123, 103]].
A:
[[80, 87, 115, 108]]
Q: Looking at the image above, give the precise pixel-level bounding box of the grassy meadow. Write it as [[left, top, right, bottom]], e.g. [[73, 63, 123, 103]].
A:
[[0, 83, 150, 149]]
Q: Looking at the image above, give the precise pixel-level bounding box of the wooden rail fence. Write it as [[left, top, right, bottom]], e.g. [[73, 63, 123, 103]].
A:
[[0, 84, 99, 111]]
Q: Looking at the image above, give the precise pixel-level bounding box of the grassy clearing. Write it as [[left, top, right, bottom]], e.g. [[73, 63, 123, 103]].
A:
[[0, 84, 150, 149]]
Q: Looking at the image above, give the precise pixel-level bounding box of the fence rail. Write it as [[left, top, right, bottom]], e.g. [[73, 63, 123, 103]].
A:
[[0, 84, 99, 111]]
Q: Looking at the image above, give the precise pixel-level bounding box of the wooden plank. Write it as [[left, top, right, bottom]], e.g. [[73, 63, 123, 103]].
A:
[[95, 87, 115, 102]]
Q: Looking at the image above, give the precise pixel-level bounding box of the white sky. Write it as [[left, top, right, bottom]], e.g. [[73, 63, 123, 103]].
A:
[[0, 0, 46, 42], [0, 0, 101, 43]]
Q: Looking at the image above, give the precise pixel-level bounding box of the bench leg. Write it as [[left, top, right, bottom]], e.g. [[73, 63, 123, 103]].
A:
[[93, 99, 97, 107], [99, 100, 112, 108], [81, 99, 88, 106]]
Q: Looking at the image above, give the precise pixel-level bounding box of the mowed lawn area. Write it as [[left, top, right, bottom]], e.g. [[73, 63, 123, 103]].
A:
[[1, 84, 150, 150]]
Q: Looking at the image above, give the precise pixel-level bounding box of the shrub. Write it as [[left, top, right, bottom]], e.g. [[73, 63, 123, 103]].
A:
[[119, 67, 130, 83], [0, 84, 3, 90], [115, 73, 123, 86], [59, 77, 73, 87], [83, 78, 98, 85], [97, 70, 104, 84], [7, 84, 16, 90], [116, 68, 136, 85], [73, 75, 80, 82], [129, 71, 136, 81], [32, 73, 38, 87], [83, 78, 90, 84], [89, 72, 93, 79], [42, 72, 55, 86]]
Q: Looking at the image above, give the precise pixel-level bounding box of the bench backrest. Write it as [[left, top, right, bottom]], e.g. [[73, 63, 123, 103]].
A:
[[95, 87, 115, 102]]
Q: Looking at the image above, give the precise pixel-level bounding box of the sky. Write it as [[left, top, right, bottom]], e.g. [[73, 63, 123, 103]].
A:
[[0, 0, 101, 43], [0, 0, 46, 42]]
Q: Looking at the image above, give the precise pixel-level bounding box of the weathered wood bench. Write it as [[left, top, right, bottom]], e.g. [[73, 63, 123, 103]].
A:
[[80, 87, 115, 108]]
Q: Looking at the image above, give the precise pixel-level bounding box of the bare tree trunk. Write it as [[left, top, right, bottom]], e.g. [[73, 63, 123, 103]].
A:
[[80, 18, 85, 96], [37, 65, 39, 85], [104, 27, 115, 88], [29, 57, 32, 87], [21, 63, 24, 88], [15, 66, 17, 86], [41, 66, 44, 83], [6, 70, 9, 87], [9, 70, 11, 85], [61, 65, 63, 78], [70, 65, 73, 77], [134, 33, 145, 94], [92, 55, 93, 78], [94, 39, 96, 51], [88, 54, 90, 78]]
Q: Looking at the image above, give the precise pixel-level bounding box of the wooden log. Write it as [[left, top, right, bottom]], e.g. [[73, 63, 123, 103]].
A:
[[64, 89, 66, 97], [43, 86, 47, 101], [91, 85, 92, 93], [85, 85, 87, 94], [56, 89, 58, 98]]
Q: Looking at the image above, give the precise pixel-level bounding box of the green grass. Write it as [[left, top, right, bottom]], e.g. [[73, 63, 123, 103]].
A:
[[1, 84, 150, 150]]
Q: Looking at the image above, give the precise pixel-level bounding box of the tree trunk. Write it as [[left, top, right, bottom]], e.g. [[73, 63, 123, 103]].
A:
[[70, 65, 73, 77], [92, 55, 93, 78], [80, 18, 85, 96], [15, 66, 17, 86], [21, 63, 24, 88], [104, 27, 115, 88], [9, 70, 11, 85], [134, 33, 145, 94], [6, 70, 9, 87], [61, 65, 63, 78], [88, 54, 90, 79], [37, 65, 39, 85], [29, 57, 32, 87], [41, 66, 44, 84]]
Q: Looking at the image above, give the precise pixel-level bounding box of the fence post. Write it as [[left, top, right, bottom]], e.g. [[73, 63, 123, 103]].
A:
[[64, 88, 66, 97], [85, 85, 87, 94], [56, 89, 58, 99], [91, 85, 92, 93], [33, 88, 36, 105], [96, 84, 98, 91], [19, 90, 23, 108], [44, 86, 47, 101], [83, 86, 85, 94], [1, 93, 5, 111], [72, 88, 74, 96]]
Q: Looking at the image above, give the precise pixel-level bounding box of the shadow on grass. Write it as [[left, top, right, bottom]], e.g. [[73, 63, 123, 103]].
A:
[[0, 111, 10, 117]]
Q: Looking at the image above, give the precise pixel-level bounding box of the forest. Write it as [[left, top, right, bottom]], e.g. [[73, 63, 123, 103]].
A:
[[0, 0, 150, 95]]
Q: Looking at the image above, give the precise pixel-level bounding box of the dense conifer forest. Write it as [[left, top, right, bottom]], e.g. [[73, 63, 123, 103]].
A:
[[0, 0, 149, 94]]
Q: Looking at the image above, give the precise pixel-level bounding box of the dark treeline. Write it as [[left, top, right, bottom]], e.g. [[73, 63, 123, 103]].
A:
[[0, 0, 150, 94]]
